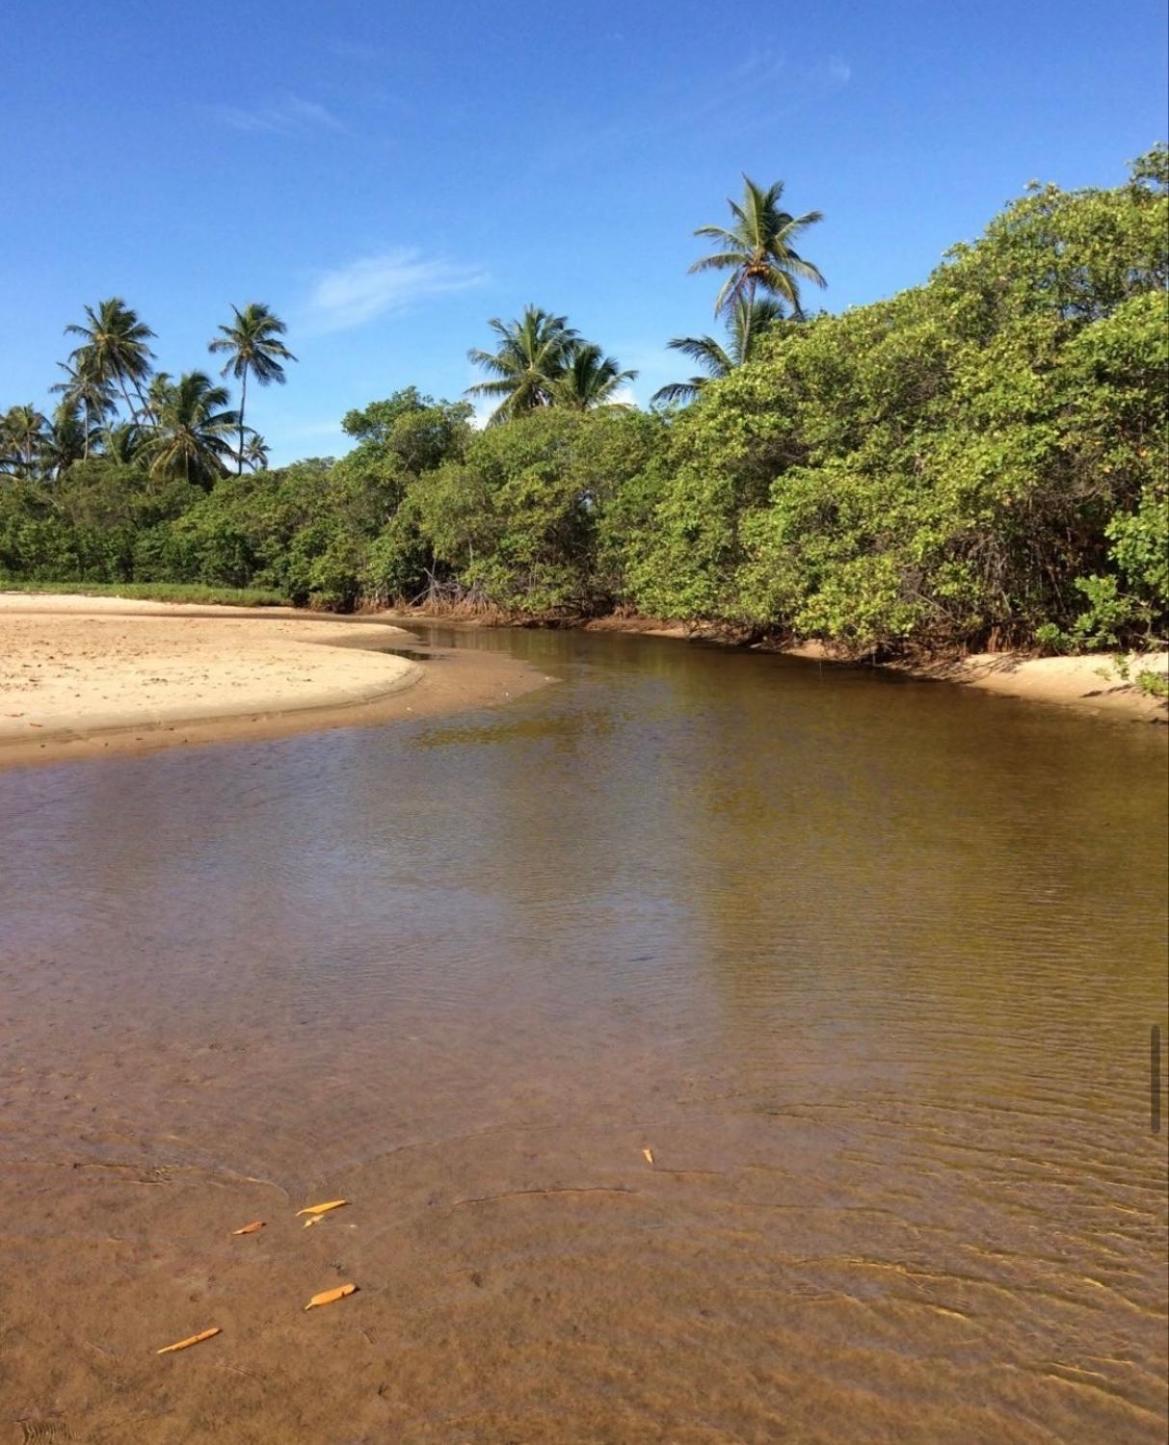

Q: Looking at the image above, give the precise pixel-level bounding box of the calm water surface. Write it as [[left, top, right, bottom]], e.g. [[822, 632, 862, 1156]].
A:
[[1, 628, 1166, 1443]]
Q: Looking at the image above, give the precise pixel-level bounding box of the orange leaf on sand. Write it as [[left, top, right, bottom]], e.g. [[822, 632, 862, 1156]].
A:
[[296, 1199, 348, 1218], [231, 1220, 265, 1235], [305, 1284, 357, 1311], [157, 1327, 221, 1355]]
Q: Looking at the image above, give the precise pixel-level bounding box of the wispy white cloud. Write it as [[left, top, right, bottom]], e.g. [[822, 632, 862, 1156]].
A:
[[733, 47, 787, 83], [305, 249, 488, 333], [213, 95, 347, 136], [826, 55, 852, 87]]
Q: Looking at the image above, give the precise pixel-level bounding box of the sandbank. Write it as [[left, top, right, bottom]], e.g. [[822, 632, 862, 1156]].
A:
[[0, 594, 546, 768]]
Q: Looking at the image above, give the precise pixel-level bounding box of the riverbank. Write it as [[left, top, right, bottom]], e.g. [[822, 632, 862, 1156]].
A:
[[0, 594, 546, 768], [390, 608, 1169, 723]]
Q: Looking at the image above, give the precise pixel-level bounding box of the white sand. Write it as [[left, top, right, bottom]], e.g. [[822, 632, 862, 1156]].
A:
[[0, 594, 421, 745]]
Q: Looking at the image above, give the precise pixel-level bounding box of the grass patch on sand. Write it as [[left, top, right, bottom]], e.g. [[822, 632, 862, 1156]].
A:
[[0, 580, 286, 607]]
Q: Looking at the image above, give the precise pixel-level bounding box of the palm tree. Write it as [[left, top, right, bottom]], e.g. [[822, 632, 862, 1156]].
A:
[[652, 297, 786, 406], [554, 344, 638, 411], [467, 307, 578, 424], [240, 431, 270, 471], [39, 402, 91, 480], [691, 176, 825, 318], [0, 405, 48, 477], [51, 356, 116, 457], [144, 371, 239, 488], [208, 303, 296, 473], [97, 420, 148, 466], [65, 298, 156, 420]]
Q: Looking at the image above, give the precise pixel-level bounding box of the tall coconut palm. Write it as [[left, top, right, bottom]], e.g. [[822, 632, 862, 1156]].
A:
[[144, 372, 239, 488], [467, 307, 578, 424], [51, 357, 117, 457], [554, 344, 638, 411], [39, 402, 91, 480], [65, 298, 156, 421], [208, 303, 296, 473], [691, 176, 825, 318], [98, 421, 148, 466], [0, 405, 48, 476], [652, 297, 786, 406], [240, 431, 270, 471]]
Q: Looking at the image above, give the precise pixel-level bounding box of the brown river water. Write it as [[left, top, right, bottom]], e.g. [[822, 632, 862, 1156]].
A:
[[1, 626, 1166, 1443]]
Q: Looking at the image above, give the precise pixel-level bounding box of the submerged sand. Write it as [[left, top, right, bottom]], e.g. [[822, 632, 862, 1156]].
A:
[[0, 594, 546, 767]]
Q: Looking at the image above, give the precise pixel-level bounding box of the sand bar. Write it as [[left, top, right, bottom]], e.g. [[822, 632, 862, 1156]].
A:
[[0, 593, 547, 767]]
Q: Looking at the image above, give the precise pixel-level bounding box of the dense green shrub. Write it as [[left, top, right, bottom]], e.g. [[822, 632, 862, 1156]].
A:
[[2, 153, 1164, 654]]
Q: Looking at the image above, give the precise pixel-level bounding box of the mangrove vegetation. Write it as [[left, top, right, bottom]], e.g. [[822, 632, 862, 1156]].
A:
[[2, 149, 1165, 656]]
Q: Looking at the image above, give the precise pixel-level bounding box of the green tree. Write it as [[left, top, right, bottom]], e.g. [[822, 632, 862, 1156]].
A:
[[691, 176, 825, 317], [467, 307, 578, 423], [240, 432, 270, 471], [144, 372, 239, 488], [653, 297, 786, 405], [554, 343, 638, 411], [0, 405, 48, 477], [39, 402, 92, 480], [65, 298, 156, 421], [98, 421, 148, 466], [208, 303, 296, 473], [51, 356, 116, 457]]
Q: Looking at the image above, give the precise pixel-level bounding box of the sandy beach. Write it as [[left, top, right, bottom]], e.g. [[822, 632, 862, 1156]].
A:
[[895, 648, 1169, 720], [0, 594, 547, 768]]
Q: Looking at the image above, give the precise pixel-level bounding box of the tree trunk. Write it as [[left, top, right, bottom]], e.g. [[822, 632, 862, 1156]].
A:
[[117, 375, 137, 423], [238, 366, 248, 474], [132, 378, 153, 422]]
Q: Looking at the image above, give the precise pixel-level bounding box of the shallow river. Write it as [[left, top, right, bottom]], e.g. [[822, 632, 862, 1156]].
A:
[[1, 627, 1166, 1443]]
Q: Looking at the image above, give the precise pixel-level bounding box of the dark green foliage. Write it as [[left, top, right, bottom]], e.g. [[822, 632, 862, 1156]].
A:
[[2, 151, 1164, 652], [631, 150, 1168, 653]]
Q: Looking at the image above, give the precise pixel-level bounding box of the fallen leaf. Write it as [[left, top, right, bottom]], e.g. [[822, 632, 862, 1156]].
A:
[[296, 1199, 348, 1218], [304, 1283, 357, 1311], [157, 1327, 221, 1355], [231, 1220, 265, 1235], [642, 1147, 655, 1165]]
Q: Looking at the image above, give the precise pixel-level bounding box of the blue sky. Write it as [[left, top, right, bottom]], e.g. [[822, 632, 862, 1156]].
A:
[[2, 0, 1165, 463]]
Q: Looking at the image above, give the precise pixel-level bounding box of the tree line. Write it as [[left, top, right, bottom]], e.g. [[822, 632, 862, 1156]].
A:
[[2, 301, 296, 486], [1, 149, 1165, 656]]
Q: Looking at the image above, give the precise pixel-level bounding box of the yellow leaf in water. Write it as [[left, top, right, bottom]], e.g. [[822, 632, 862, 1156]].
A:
[[157, 1327, 221, 1355], [295, 1199, 349, 1217], [231, 1220, 265, 1235], [641, 1147, 655, 1165], [304, 1283, 357, 1311]]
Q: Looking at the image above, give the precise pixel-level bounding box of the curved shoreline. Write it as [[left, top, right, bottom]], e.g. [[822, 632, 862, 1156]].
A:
[[389, 610, 1168, 724], [0, 595, 549, 769]]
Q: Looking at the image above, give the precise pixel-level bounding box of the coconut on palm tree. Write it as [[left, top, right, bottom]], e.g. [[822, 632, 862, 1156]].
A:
[[554, 344, 638, 411], [208, 303, 296, 473], [691, 176, 825, 318], [652, 297, 786, 406], [144, 372, 239, 488], [65, 298, 156, 421], [467, 307, 578, 424]]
